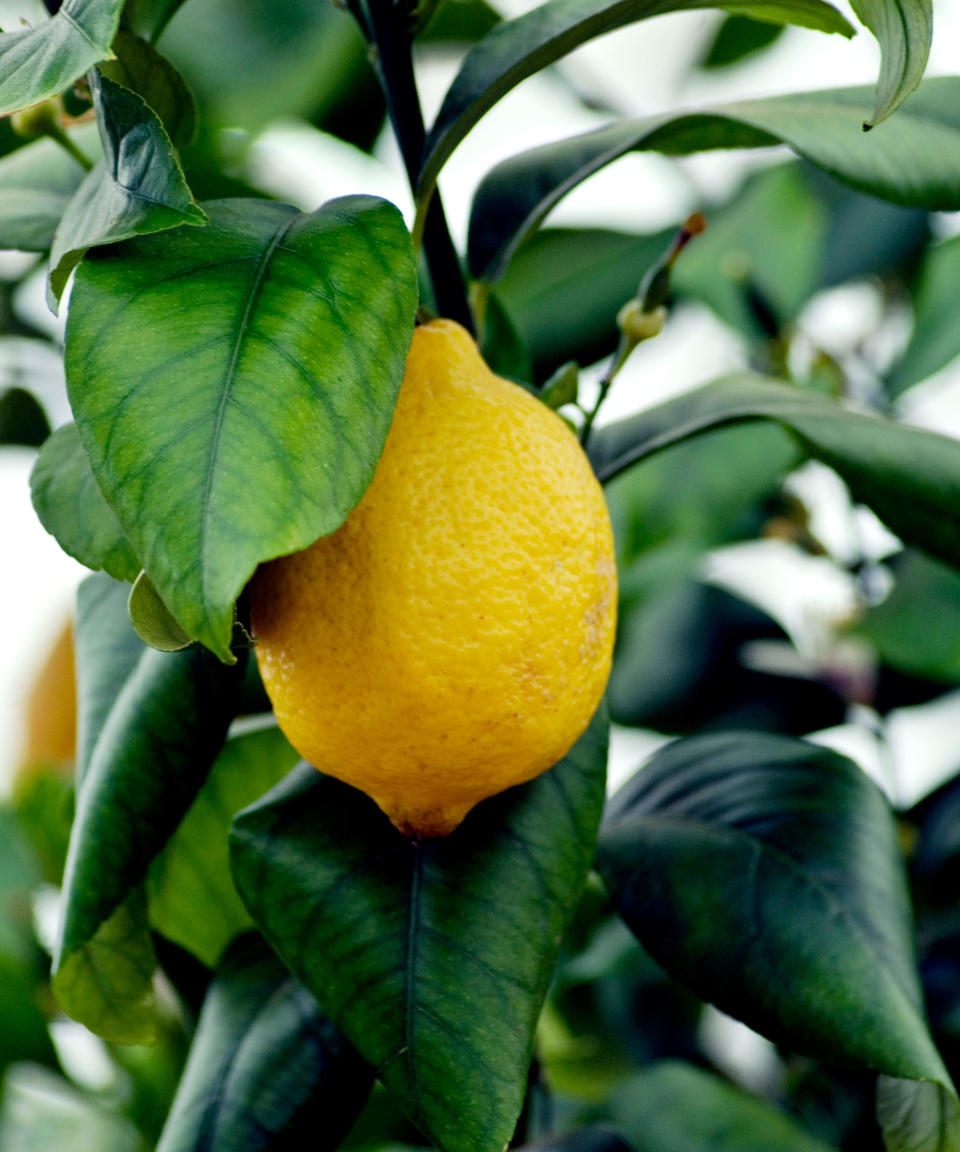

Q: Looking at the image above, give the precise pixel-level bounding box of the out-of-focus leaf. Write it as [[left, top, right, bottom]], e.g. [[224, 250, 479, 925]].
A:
[[0, 385, 48, 445], [588, 374, 960, 572], [0, 125, 97, 251], [148, 724, 300, 967], [854, 551, 960, 683], [230, 709, 609, 1152], [468, 79, 960, 282], [700, 13, 785, 68], [53, 573, 245, 1042], [598, 733, 954, 1100], [419, 0, 501, 41], [419, 0, 854, 206], [0, 0, 124, 117], [100, 29, 197, 144], [876, 1075, 960, 1152], [65, 196, 418, 662], [850, 0, 932, 128], [48, 70, 206, 303], [610, 1062, 840, 1151], [515, 1126, 632, 1152], [481, 290, 534, 381], [539, 360, 579, 410], [121, 0, 189, 41], [888, 233, 960, 397], [128, 571, 192, 652], [30, 423, 141, 583], [156, 934, 373, 1152]]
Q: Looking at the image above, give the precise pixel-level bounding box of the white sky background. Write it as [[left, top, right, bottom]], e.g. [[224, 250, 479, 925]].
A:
[[3, 1, 960, 802]]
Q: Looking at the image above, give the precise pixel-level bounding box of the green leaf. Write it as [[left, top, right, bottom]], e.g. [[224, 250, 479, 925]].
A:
[[700, 14, 786, 68], [99, 29, 197, 144], [0, 386, 49, 446], [888, 232, 960, 396], [610, 1061, 840, 1152], [539, 360, 579, 410], [597, 733, 952, 1092], [120, 0, 189, 41], [877, 1076, 960, 1152], [587, 374, 960, 572], [128, 571, 192, 652], [419, 0, 854, 204], [0, 0, 124, 116], [30, 423, 141, 583], [156, 934, 373, 1152], [230, 708, 609, 1152], [850, 0, 933, 127], [54, 573, 245, 1040], [48, 70, 206, 304], [468, 78, 960, 282], [65, 196, 418, 662], [853, 551, 960, 684], [148, 724, 300, 967], [516, 1127, 632, 1152], [0, 125, 97, 251]]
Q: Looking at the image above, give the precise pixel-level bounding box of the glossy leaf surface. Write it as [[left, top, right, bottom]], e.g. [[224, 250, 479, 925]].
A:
[[54, 573, 245, 1040], [156, 934, 373, 1152], [148, 724, 300, 967], [469, 79, 960, 281], [230, 709, 609, 1152], [850, 0, 932, 126], [0, 0, 123, 116], [588, 374, 960, 571], [598, 733, 952, 1092], [49, 71, 206, 303], [419, 0, 854, 203], [30, 423, 141, 584], [65, 196, 418, 661]]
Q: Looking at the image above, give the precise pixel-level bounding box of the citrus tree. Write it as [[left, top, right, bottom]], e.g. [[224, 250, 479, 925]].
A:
[[5, 0, 960, 1150]]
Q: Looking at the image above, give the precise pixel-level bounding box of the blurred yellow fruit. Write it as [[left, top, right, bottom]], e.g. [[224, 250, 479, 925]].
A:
[[17, 618, 76, 791], [250, 319, 616, 837]]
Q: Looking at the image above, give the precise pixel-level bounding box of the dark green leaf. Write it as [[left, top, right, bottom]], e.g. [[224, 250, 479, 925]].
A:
[[157, 934, 372, 1152], [516, 1126, 632, 1152], [121, 0, 189, 41], [610, 1061, 839, 1151], [888, 232, 960, 396], [700, 14, 785, 68], [0, 0, 123, 116], [99, 30, 197, 144], [148, 724, 300, 967], [480, 290, 534, 381], [854, 551, 960, 683], [468, 78, 960, 282], [539, 360, 579, 410], [588, 374, 960, 571], [850, 0, 933, 127], [128, 571, 192, 652], [230, 708, 609, 1152], [48, 70, 206, 304], [54, 575, 245, 1041], [419, 0, 854, 204], [65, 196, 418, 661], [0, 386, 48, 445], [597, 733, 951, 1091], [0, 126, 97, 251], [30, 423, 141, 583]]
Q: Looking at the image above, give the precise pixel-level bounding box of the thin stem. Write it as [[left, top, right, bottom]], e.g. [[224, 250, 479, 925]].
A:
[[364, 0, 473, 330], [49, 124, 94, 171], [579, 335, 632, 448]]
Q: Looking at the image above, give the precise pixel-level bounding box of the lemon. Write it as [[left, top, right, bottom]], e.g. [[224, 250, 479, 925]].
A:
[[250, 319, 616, 837]]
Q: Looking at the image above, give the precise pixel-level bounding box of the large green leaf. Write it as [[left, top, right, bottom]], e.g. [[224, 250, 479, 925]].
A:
[[148, 723, 300, 967], [65, 196, 418, 661], [877, 1076, 960, 1152], [851, 0, 933, 127], [468, 78, 960, 281], [418, 0, 854, 206], [597, 733, 954, 1102], [587, 374, 960, 571], [156, 934, 373, 1152], [888, 232, 960, 397], [0, 0, 124, 116], [0, 126, 97, 252], [48, 70, 206, 304], [30, 423, 141, 583], [54, 572, 245, 1041], [610, 1062, 839, 1152], [230, 708, 609, 1152]]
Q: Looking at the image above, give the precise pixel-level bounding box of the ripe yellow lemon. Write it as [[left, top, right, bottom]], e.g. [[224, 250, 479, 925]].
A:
[[250, 319, 616, 837]]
